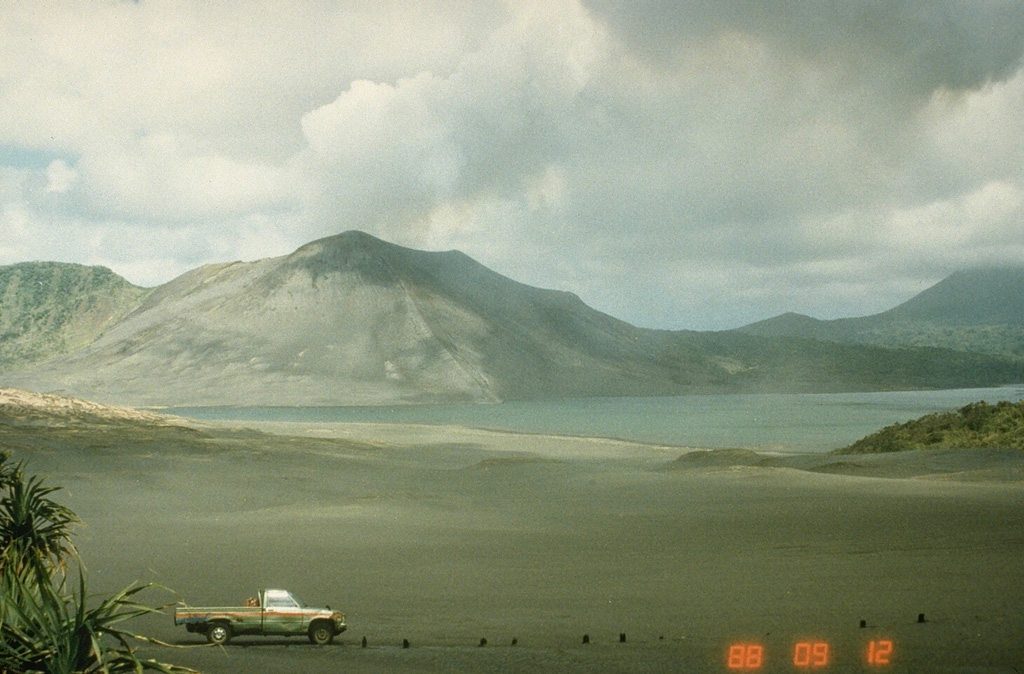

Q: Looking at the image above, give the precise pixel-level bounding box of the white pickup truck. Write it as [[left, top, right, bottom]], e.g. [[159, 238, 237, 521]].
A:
[[173, 589, 346, 645]]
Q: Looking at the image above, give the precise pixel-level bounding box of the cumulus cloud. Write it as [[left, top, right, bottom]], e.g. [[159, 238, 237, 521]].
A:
[[1, 0, 1023, 329], [297, 0, 600, 243]]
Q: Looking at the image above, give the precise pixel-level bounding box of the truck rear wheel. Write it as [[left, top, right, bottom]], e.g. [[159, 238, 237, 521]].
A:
[[207, 623, 231, 645], [309, 621, 334, 645]]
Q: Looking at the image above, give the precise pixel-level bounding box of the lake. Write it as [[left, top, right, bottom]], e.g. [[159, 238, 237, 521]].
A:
[[164, 385, 1024, 453]]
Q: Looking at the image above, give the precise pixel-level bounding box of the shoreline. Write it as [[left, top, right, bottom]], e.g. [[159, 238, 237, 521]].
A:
[[179, 417, 1024, 484]]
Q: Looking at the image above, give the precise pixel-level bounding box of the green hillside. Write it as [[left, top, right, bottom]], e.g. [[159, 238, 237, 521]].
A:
[[845, 322, 1024, 358], [739, 267, 1024, 358], [0, 262, 148, 369], [836, 400, 1024, 454]]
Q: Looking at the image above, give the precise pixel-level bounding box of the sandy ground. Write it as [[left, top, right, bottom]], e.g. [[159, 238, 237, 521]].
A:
[[19, 420, 1024, 673]]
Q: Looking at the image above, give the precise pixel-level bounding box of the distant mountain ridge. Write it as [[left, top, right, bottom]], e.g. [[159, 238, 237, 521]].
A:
[[882, 268, 1024, 325], [739, 268, 1024, 357], [3, 232, 1023, 406]]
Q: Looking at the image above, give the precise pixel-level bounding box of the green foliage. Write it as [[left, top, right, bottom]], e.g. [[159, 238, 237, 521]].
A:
[[851, 322, 1024, 359], [0, 570, 190, 674], [0, 463, 79, 577], [683, 331, 1024, 394], [0, 262, 148, 370], [837, 400, 1024, 454], [0, 457, 195, 674]]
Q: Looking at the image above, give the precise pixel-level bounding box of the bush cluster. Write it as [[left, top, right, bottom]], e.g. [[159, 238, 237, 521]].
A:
[[838, 400, 1024, 454]]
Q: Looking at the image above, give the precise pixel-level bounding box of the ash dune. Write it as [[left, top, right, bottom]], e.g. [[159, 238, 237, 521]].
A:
[[0, 386, 169, 424], [5, 231, 1024, 407]]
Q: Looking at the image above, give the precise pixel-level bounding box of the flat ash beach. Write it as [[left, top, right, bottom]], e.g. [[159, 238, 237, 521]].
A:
[[20, 419, 1024, 673]]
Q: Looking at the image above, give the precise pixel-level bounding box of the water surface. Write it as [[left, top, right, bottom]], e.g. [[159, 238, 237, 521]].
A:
[[166, 385, 1024, 453]]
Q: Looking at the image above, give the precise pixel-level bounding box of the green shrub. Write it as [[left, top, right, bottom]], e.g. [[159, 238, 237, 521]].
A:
[[837, 400, 1024, 454]]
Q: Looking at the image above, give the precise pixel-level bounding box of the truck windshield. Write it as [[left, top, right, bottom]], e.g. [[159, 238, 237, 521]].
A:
[[264, 593, 301, 609]]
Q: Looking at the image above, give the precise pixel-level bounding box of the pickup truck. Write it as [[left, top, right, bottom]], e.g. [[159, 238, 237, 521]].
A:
[[173, 589, 346, 645]]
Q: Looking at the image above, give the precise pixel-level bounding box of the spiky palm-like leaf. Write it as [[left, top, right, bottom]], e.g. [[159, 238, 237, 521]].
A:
[[0, 462, 79, 576], [0, 568, 196, 674]]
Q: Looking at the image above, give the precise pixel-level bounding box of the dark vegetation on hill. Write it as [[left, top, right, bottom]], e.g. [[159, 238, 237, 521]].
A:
[[672, 330, 1024, 393], [740, 268, 1024, 358], [0, 262, 148, 369], [836, 400, 1024, 454]]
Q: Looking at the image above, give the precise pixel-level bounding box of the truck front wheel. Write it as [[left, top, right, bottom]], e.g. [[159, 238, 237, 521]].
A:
[[309, 621, 334, 645], [207, 623, 231, 645]]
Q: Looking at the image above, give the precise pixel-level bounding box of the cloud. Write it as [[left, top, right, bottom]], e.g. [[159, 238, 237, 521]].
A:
[[582, 0, 1024, 97], [0, 202, 33, 260], [73, 134, 297, 222], [920, 71, 1024, 190], [885, 181, 1024, 267], [45, 160, 77, 193], [298, 0, 600, 241]]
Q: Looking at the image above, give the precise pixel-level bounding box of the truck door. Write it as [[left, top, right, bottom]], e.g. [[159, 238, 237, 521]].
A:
[[261, 590, 305, 635]]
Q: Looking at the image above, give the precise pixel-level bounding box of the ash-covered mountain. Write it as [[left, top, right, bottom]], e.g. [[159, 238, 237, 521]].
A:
[[4, 232, 1023, 406]]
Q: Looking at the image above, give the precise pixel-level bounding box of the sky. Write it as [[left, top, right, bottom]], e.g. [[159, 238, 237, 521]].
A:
[[2, 1, 1023, 331]]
